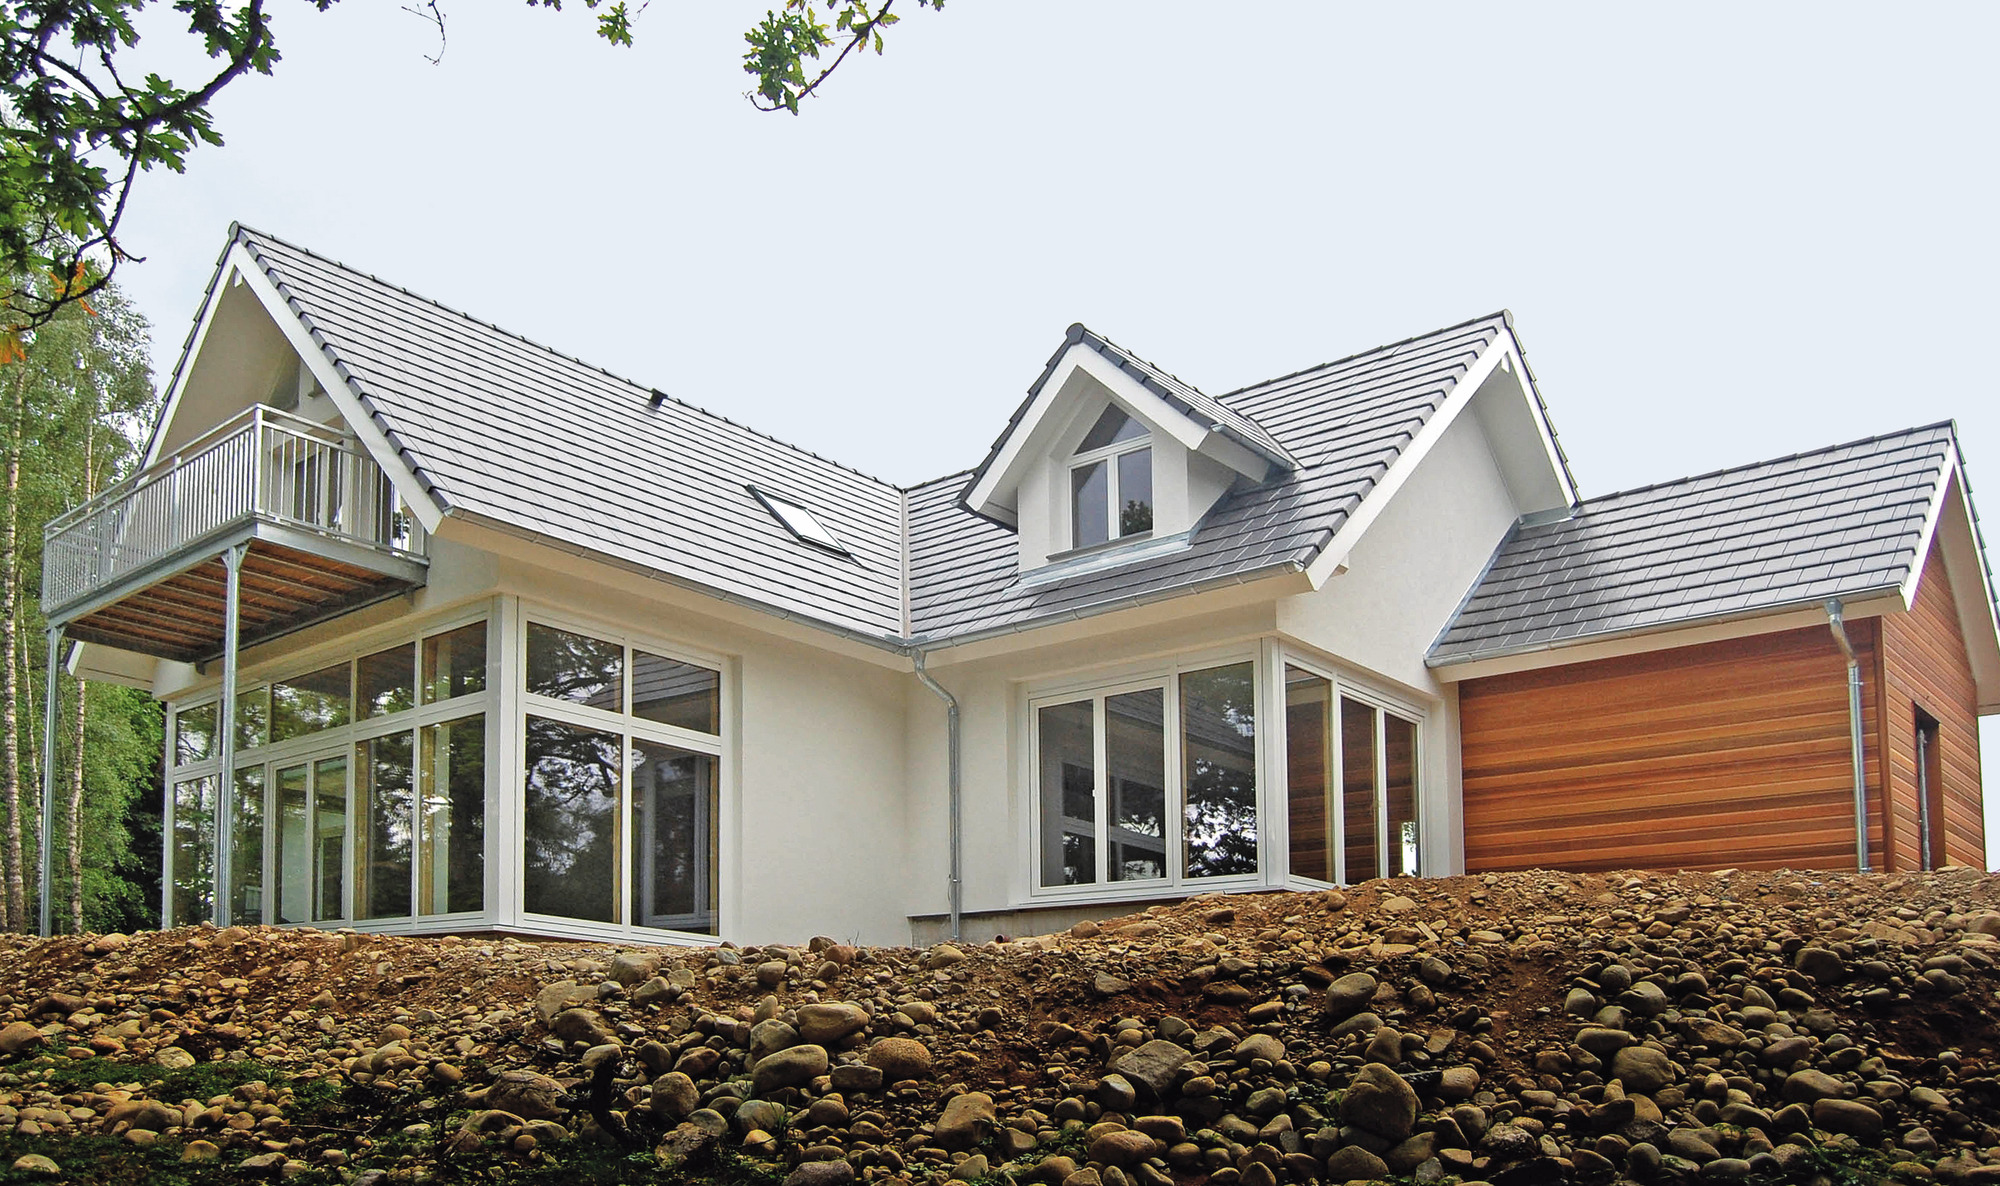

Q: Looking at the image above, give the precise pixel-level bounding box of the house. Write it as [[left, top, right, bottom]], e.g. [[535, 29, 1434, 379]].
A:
[[35, 225, 2000, 946]]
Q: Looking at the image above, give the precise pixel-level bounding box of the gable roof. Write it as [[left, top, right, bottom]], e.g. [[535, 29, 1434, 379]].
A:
[[167, 226, 1558, 653], [1427, 422, 1976, 667], [230, 226, 909, 639], [909, 313, 1520, 641]]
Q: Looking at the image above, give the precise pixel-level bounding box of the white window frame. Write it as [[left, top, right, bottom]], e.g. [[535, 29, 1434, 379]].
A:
[[1068, 431, 1153, 550], [1021, 643, 1266, 906], [515, 604, 730, 945], [163, 600, 501, 933], [1272, 647, 1430, 890]]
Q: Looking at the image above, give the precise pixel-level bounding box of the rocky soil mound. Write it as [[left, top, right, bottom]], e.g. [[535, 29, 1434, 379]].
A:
[[5, 869, 2000, 1186]]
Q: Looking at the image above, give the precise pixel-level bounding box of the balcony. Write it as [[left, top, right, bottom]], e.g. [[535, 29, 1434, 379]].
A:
[[42, 405, 429, 663]]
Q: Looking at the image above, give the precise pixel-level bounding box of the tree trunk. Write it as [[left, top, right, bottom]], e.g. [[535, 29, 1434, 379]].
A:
[[66, 424, 92, 934], [0, 364, 22, 931]]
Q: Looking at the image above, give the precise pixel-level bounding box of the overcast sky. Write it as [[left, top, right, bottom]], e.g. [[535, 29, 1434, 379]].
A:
[[110, 1, 2000, 853]]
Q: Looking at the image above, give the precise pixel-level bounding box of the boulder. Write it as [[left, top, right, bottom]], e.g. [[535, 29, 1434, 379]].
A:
[[752, 1044, 829, 1093], [866, 1037, 934, 1082], [1106, 1039, 1191, 1102], [935, 1091, 997, 1149], [796, 1003, 869, 1045], [1343, 1062, 1418, 1140]]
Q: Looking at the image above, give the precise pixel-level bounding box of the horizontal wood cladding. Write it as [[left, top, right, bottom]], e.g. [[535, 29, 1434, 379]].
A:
[[1879, 545, 1985, 869], [1461, 623, 1882, 874]]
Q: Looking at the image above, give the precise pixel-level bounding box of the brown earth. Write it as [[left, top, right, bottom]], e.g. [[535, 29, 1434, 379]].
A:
[[4, 867, 2000, 1186]]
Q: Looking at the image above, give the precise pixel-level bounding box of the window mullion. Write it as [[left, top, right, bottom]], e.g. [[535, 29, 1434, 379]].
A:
[[1374, 707, 1389, 882], [1093, 696, 1109, 888], [1165, 676, 1183, 886]]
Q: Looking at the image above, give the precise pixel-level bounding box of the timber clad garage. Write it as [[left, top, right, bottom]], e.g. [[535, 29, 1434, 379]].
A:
[[1432, 428, 1995, 874], [37, 223, 2000, 944]]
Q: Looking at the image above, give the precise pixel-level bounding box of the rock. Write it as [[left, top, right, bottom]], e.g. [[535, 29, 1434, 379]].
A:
[[632, 976, 677, 1009], [1610, 1046, 1675, 1094], [1576, 1027, 1635, 1057], [10, 1154, 59, 1176], [783, 1162, 856, 1186], [652, 1072, 699, 1118], [1325, 1146, 1389, 1180], [1682, 1017, 1745, 1047], [550, 1007, 615, 1047], [1481, 1122, 1537, 1159], [925, 944, 967, 969], [655, 1121, 720, 1170], [935, 1091, 997, 1149], [1386, 1132, 1440, 1173], [1365, 1026, 1404, 1064], [950, 1155, 990, 1182], [1782, 1069, 1846, 1103], [796, 1003, 869, 1045], [534, 980, 595, 1023], [481, 1071, 568, 1121], [155, 1046, 197, 1069], [0, 1021, 44, 1055], [1234, 1033, 1285, 1064], [753, 1044, 829, 1093], [1812, 1099, 1883, 1138], [1106, 1039, 1191, 1103], [867, 1037, 934, 1082], [1794, 947, 1845, 984], [1071, 920, 1101, 939], [608, 951, 661, 986], [1092, 972, 1132, 997], [1326, 972, 1378, 1018], [1096, 1073, 1137, 1111], [736, 1099, 788, 1135], [1089, 1130, 1158, 1167], [182, 1140, 222, 1162], [1344, 1062, 1419, 1140], [1381, 894, 1419, 913], [1438, 1066, 1480, 1101], [831, 1063, 884, 1093], [750, 1019, 801, 1061]]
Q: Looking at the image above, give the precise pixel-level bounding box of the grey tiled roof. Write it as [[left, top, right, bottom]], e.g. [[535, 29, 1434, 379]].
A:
[[909, 315, 1514, 640], [227, 225, 1518, 649], [1427, 423, 1961, 666], [235, 227, 910, 639]]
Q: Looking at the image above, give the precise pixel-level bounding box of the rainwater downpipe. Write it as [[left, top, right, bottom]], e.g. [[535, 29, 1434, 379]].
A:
[[911, 650, 963, 942], [1825, 599, 1871, 872]]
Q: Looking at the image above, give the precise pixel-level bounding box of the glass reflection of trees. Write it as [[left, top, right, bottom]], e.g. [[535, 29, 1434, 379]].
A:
[[526, 624, 624, 712], [523, 716, 621, 922], [1181, 662, 1258, 877]]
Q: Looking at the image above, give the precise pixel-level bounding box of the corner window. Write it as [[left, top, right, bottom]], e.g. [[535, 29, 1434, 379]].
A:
[[1033, 658, 1257, 893], [1070, 407, 1153, 549], [521, 620, 723, 935], [1285, 665, 1420, 883]]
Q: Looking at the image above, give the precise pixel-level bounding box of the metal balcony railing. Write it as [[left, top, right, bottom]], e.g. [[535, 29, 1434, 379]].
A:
[[42, 405, 427, 618]]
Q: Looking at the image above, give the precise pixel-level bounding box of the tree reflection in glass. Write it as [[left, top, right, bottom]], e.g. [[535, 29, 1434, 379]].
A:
[[1181, 662, 1258, 877], [523, 715, 620, 922], [526, 624, 623, 712]]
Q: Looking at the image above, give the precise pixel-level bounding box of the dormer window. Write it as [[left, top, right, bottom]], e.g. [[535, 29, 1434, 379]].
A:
[[1070, 407, 1153, 548]]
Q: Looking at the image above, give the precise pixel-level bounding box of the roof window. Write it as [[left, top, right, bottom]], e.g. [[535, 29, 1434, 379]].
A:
[[748, 485, 849, 555]]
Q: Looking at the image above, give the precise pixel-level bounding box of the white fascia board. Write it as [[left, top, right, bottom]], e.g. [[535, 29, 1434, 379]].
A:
[[1499, 323, 1581, 508], [140, 251, 240, 469], [1302, 334, 1511, 588], [1428, 592, 1907, 683], [1898, 455, 1957, 609], [963, 343, 1260, 522], [1931, 466, 2000, 713], [226, 241, 446, 534]]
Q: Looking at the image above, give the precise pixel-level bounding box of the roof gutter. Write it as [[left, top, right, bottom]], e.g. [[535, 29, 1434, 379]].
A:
[[1825, 598, 1872, 873]]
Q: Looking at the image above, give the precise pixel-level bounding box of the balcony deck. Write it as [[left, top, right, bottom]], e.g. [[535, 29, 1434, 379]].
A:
[[43, 406, 429, 663]]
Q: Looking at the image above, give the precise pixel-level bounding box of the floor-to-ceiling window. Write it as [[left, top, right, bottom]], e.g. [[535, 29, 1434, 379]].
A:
[[520, 619, 723, 936], [163, 611, 493, 928], [1284, 663, 1422, 884]]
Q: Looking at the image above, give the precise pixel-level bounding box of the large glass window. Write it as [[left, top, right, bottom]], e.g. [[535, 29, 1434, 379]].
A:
[[275, 756, 347, 923], [1182, 662, 1258, 878], [172, 775, 218, 926], [358, 644, 416, 719], [419, 715, 486, 916], [1036, 701, 1096, 888], [632, 651, 721, 734], [235, 687, 269, 751], [423, 622, 487, 704], [1069, 406, 1152, 549], [356, 734, 414, 919], [631, 740, 718, 934], [1034, 659, 1257, 893], [523, 716, 621, 923], [1285, 668, 1334, 883], [175, 704, 216, 766], [273, 663, 351, 742], [1285, 665, 1422, 885], [527, 624, 623, 711], [230, 768, 264, 924], [522, 622, 726, 934]]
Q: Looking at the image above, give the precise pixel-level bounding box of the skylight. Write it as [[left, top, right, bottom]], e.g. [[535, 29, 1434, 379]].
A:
[[748, 485, 849, 555]]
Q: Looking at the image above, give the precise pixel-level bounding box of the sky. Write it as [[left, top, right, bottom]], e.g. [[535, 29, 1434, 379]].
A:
[[105, 1, 2000, 852]]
